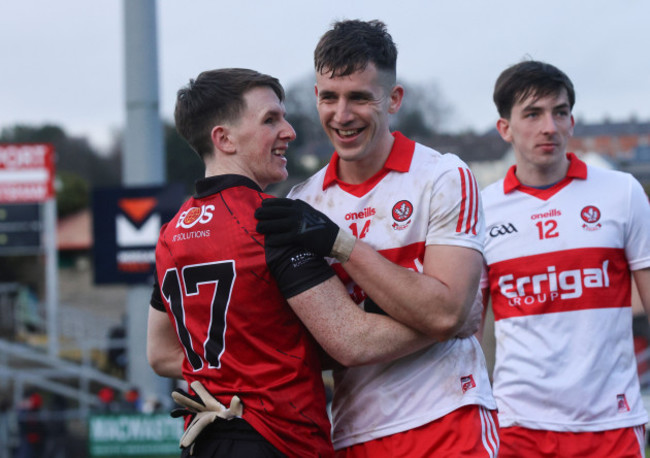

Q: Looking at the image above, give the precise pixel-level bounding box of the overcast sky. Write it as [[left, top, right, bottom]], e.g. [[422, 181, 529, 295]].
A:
[[1, 1, 648, 152]]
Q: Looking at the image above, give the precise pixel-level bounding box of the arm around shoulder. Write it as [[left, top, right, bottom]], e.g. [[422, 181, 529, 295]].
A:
[[341, 240, 483, 340], [287, 275, 433, 367]]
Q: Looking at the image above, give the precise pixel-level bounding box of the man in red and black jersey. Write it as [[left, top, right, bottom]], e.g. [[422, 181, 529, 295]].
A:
[[146, 68, 437, 458]]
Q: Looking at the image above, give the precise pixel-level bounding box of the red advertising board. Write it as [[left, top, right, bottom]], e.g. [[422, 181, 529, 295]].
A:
[[0, 143, 55, 203]]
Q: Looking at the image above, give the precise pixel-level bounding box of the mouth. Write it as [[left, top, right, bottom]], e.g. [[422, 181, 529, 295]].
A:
[[335, 127, 364, 138], [272, 148, 286, 157], [537, 142, 558, 151]]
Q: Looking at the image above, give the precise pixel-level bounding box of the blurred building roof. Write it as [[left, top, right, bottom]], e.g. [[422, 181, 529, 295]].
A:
[[57, 209, 92, 251]]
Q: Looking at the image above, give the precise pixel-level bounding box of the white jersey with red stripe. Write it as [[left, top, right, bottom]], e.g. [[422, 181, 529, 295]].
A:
[[481, 153, 650, 432], [289, 132, 496, 449]]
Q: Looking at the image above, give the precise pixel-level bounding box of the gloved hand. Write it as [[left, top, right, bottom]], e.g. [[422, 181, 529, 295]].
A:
[[255, 197, 356, 263], [171, 381, 243, 450]]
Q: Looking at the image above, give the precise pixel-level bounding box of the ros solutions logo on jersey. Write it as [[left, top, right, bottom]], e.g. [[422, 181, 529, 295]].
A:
[[172, 205, 213, 242]]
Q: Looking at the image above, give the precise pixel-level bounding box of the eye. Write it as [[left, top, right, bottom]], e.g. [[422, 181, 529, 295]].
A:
[[350, 93, 372, 103]]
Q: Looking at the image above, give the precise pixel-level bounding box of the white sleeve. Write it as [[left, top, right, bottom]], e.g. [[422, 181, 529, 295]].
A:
[[625, 174, 650, 271], [426, 161, 485, 253]]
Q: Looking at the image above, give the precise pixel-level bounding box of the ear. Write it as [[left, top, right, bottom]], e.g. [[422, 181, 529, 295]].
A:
[[496, 117, 512, 143], [387, 84, 404, 114], [569, 114, 575, 136], [211, 125, 236, 155], [314, 83, 318, 98]]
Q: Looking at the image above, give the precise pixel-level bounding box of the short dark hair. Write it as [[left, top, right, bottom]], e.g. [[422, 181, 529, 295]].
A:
[[493, 60, 575, 119], [314, 19, 397, 82], [174, 68, 285, 159]]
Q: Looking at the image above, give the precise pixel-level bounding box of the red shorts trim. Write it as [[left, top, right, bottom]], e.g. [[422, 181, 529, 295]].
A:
[[498, 425, 646, 458], [335, 405, 499, 458]]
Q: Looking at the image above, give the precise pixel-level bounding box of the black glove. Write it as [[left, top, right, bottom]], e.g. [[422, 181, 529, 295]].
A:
[[255, 198, 356, 263], [363, 296, 387, 316]]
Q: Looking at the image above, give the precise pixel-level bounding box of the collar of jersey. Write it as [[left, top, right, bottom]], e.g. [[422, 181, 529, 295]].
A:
[[194, 174, 262, 198], [322, 131, 415, 197], [503, 152, 587, 200]]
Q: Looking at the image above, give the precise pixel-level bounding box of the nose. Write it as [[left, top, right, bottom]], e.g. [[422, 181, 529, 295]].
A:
[[333, 99, 354, 125], [281, 119, 296, 141], [541, 112, 558, 135]]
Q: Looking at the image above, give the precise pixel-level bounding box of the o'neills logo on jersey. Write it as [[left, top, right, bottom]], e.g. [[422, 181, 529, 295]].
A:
[[345, 207, 376, 220], [177, 205, 214, 229], [530, 209, 561, 220], [581, 205, 602, 231], [391, 200, 413, 230], [499, 260, 610, 306]]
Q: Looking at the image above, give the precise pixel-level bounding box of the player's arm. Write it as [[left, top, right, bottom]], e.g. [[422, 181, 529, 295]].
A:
[[287, 275, 434, 367], [256, 197, 481, 340], [263, 236, 433, 367], [147, 306, 184, 379], [341, 240, 481, 340], [477, 286, 491, 343], [634, 268, 650, 316]]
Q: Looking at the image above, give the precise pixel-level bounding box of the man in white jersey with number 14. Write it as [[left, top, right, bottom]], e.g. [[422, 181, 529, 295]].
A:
[[256, 19, 498, 458], [480, 60, 650, 457]]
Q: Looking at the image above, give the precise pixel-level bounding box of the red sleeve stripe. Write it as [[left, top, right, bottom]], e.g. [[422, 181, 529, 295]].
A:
[[456, 167, 479, 235]]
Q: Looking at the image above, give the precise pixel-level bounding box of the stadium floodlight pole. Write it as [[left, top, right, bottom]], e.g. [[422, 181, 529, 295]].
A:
[[122, 0, 168, 404], [44, 196, 58, 357]]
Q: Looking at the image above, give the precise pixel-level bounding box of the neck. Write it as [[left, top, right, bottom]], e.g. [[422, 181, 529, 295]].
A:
[[337, 132, 395, 184], [515, 156, 570, 188], [204, 156, 265, 189]]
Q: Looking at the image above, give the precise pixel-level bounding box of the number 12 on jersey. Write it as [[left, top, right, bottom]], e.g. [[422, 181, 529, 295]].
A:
[[536, 219, 559, 240]]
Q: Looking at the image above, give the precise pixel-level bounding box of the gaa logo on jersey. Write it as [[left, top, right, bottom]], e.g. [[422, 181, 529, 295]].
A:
[[580, 205, 602, 232], [460, 374, 476, 393], [391, 200, 413, 231], [489, 223, 518, 238], [177, 205, 215, 229]]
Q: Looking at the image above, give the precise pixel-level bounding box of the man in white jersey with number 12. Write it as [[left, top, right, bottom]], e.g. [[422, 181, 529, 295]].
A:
[[256, 19, 498, 457], [480, 60, 650, 457]]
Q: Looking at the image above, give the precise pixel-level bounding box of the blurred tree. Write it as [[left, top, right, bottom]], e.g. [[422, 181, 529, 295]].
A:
[[163, 122, 203, 195], [56, 171, 89, 217], [391, 80, 453, 141], [283, 76, 328, 179]]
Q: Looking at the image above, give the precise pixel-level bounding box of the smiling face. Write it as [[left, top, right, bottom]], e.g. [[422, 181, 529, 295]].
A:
[[226, 86, 296, 189], [315, 62, 403, 182], [497, 88, 575, 186]]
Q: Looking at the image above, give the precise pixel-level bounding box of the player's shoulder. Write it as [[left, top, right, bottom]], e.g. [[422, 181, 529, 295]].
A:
[[480, 179, 507, 206], [586, 163, 634, 183], [288, 166, 328, 199], [412, 142, 472, 177], [481, 178, 505, 195]]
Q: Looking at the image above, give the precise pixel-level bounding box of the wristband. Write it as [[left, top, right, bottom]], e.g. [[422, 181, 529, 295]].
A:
[[331, 230, 356, 263]]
